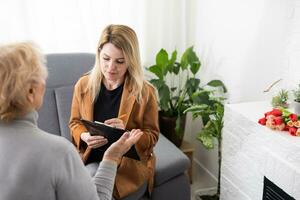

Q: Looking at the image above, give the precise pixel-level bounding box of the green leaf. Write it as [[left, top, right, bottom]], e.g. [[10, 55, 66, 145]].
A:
[[156, 49, 169, 76], [187, 51, 200, 74], [211, 119, 220, 138], [148, 65, 163, 80], [191, 90, 211, 105], [207, 80, 227, 93], [180, 46, 201, 73], [158, 83, 171, 111], [216, 103, 224, 115], [150, 79, 171, 111], [180, 47, 192, 70], [201, 115, 211, 126], [186, 78, 200, 96], [190, 61, 201, 75], [197, 130, 214, 149], [184, 104, 208, 114], [167, 50, 177, 73], [172, 62, 181, 74], [168, 50, 177, 69], [170, 50, 177, 63], [156, 49, 168, 66], [149, 79, 163, 88]]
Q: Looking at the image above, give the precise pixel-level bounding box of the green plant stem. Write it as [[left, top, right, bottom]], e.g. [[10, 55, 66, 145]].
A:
[[176, 89, 187, 113], [178, 70, 182, 100], [170, 73, 174, 105], [217, 137, 222, 197], [169, 99, 175, 115]]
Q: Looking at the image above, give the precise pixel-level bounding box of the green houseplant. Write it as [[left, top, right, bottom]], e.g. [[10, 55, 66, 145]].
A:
[[147, 46, 227, 147], [271, 89, 289, 108], [185, 96, 225, 200], [293, 84, 300, 115]]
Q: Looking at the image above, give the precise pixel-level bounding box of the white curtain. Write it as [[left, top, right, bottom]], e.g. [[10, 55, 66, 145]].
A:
[[0, 0, 189, 67], [1, 0, 299, 103]]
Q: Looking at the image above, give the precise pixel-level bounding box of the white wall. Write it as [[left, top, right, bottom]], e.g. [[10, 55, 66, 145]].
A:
[[190, 0, 296, 103], [184, 0, 300, 191]]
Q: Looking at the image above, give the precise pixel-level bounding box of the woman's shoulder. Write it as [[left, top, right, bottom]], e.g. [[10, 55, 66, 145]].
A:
[[74, 74, 90, 93], [75, 74, 90, 86], [37, 129, 70, 146], [36, 129, 77, 155]]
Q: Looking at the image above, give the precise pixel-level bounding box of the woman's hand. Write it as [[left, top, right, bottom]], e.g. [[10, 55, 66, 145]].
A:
[[80, 132, 108, 149], [103, 129, 143, 164], [104, 118, 125, 129]]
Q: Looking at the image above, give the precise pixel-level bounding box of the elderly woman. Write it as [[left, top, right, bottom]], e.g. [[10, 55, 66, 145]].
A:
[[69, 24, 159, 199], [0, 42, 143, 200]]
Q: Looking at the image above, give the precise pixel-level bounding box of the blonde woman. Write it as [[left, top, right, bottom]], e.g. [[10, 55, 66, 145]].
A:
[[69, 24, 159, 199], [0, 42, 143, 200]]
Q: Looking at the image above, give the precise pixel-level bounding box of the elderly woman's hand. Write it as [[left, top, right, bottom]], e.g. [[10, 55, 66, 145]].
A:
[[103, 129, 143, 164], [80, 132, 108, 149]]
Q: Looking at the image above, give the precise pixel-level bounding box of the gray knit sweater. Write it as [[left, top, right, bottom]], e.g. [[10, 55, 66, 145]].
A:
[[0, 111, 117, 200]]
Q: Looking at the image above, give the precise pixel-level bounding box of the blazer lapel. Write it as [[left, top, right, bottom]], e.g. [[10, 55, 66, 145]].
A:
[[83, 89, 94, 121], [118, 78, 135, 127], [82, 89, 94, 163]]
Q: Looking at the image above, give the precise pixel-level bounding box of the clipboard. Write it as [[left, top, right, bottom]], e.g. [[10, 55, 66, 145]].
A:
[[80, 119, 140, 161]]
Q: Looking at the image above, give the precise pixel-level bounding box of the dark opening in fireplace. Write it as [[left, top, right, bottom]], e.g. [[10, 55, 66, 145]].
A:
[[262, 176, 295, 200]]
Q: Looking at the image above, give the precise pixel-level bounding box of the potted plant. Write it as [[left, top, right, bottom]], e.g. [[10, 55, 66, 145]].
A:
[[271, 89, 289, 108], [185, 96, 225, 200], [147, 46, 227, 147], [293, 84, 300, 115]]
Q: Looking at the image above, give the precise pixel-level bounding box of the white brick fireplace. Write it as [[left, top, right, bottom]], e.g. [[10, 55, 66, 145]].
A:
[[221, 101, 300, 200]]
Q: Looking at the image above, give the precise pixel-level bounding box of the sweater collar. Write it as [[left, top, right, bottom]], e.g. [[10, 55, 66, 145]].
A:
[[15, 110, 39, 126]]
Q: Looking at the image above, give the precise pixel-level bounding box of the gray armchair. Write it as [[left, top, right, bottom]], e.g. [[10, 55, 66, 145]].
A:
[[37, 53, 191, 200]]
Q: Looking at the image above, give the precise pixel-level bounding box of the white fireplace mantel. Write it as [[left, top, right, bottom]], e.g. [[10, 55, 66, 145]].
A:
[[221, 101, 300, 200]]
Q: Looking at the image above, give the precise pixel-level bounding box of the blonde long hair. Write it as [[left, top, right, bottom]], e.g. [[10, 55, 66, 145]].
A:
[[87, 24, 144, 103]]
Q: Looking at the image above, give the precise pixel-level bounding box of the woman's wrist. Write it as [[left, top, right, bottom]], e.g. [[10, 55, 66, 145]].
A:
[[102, 154, 120, 165]]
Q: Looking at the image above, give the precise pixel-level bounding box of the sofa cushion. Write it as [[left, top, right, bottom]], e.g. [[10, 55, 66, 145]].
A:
[[38, 53, 94, 136], [55, 86, 74, 141], [151, 173, 190, 200], [154, 135, 190, 186], [46, 53, 94, 88], [38, 89, 61, 136]]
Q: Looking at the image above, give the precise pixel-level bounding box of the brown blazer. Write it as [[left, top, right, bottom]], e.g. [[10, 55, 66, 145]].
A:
[[69, 75, 159, 199]]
